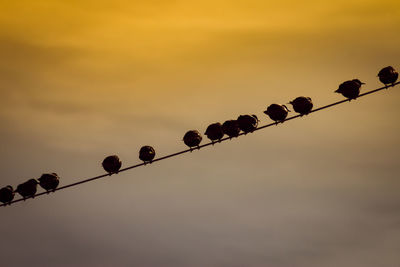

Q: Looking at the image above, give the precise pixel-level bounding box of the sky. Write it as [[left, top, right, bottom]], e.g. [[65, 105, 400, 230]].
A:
[[0, 0, 399, 266]]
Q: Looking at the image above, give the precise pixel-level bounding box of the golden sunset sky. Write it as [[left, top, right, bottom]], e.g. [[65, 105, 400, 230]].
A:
[[0, 1, 399, 266]]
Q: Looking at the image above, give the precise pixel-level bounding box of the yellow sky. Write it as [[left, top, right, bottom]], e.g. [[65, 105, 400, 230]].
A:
[[0, 2, 399, 266], [0, 0, 399, 156]]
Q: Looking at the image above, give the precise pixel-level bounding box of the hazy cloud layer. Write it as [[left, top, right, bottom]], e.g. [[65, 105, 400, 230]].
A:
[[0, 1, 399, 266]]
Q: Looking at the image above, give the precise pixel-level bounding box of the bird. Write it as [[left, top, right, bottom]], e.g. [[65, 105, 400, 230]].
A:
[[0, 186, 15, 205], [222, 120, 241, 138], [237, 115, 259, 134], [16, 179, 39, 200], [139, 146, 156, 164], [289, 97, 313, 116], [335, 79, 364, 100], [38, 173, 60, 193], [378, 66, 398, 87], [183, 130, 202, 151], [205, 123, 224, 143], [102, 155, 122, 175], [264, 104, 290, 123]]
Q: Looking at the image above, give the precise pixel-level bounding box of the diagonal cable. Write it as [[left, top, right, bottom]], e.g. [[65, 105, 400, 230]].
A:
[[2, 81, 399, 207]]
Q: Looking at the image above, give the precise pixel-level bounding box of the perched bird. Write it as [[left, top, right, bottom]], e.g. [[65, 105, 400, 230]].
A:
[[183, 130, 202, 150], [289, 97, 313, 115], [102, 155, 122, 175], [264, 104, 290, 123], [205, 123, 224, 143], [16, 179, 38, 200], [335, 79, 364, 100], [237, 115, 259, 134], [38, 173, 60, 192], [222, 120, 241, 138], [139, 146, 156, 163], [0, 186, 15, 205], [378, 66, 398, 87]]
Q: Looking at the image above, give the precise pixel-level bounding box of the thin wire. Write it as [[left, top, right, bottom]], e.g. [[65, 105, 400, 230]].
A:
[[2, 82, 399, 207]]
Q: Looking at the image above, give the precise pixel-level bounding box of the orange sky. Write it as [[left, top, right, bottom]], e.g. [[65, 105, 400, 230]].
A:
[[0, 1, 399, 266]]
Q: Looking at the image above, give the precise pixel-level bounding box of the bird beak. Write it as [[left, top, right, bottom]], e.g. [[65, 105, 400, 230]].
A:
[[361, 82, 366, 85], [282, 105, 290, 112]]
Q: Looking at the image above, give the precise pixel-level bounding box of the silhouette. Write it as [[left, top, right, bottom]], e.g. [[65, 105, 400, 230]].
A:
[[335, 79, 364, 100], [102, 155, 122, 175], [183, 130, 202, 151], [205, 123, 224, 143], [3, 71, 400, 207], [237, 115, 259, 134], [139, 146, 156, 164], [264, 104, 290, 123], [222, 120, 241, 138], [38, 173, 60, 193], [16, 179, 38, 200], [378, 66, 398, 87], [289, 97, 313, 115], [0, 186, 14, 205]]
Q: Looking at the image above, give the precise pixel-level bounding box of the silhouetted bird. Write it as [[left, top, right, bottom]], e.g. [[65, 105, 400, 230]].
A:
[[0, 186, 14, 205], [237, 115, 259, 134], [378, 66, 398, 87], [335, 79, 364, 100], [38, 173, 60, 193], [205, 123, 224, 143], [222, 120, 241, 138], [264, 104, 290, 123], [183, 130, 202, 150], [289, 97, 313, 115], [16, 179, 38, 200], [102, 155, 122, 175], [139, 146, 156, 164]]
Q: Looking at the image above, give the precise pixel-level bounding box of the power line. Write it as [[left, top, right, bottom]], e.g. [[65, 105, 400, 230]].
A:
[[2, 81, 399, 207]]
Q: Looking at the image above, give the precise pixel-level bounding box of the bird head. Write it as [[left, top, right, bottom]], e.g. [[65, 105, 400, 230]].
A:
[[27, 179, 39, 185], [5, 185, 13, 191], [353, 79, 365, 85]]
